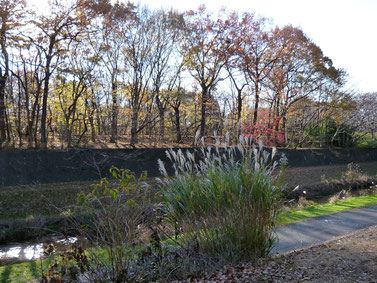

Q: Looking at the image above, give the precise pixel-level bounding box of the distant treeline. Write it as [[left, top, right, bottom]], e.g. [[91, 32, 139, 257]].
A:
[[0, 0, 375, 149]]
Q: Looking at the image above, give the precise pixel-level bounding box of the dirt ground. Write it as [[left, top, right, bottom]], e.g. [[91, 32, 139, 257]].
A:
[[188, 225, 377, 282], [283, 161, 377, 188]]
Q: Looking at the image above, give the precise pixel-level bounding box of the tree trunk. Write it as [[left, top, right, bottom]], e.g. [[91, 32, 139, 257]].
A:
[[40, 56, 51, 149], [275, 98, 280, 131], [96, 107, 101, 136], [324, 120, 328, 147], [174, 107, 181, 143], [17, 80, 22, 148], [130, 108, 138, 146], [0, 71, 7, 145], [66, 116, 72, 148], [200, 86, 208, 137], [236, 89, 242, 123], [342, 130, 345, 147], [29, 96, 39, 149], [34, 102, 40, 149], [27, 120, 33, 148], [266, 101, 273, 144], [110, 78, 118, 143], [5, 108, 11, 145], [89, 114, 95, 142], [252, 82, 259, 126], [156, 96, 165, 140], [282, 115, 288, 146], [236, 88, 243, 137], [159, 108, 165, 140], [25, 89, 33, 148]]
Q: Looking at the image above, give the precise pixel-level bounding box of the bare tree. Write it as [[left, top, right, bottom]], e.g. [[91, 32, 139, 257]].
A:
[[0, 0, 26, 146], [184, 6, 230, 138], [351, 92, 377, 141], [150, 9, 185, 141], [31, 0, 91, 148], [122, 7, 159, 146]]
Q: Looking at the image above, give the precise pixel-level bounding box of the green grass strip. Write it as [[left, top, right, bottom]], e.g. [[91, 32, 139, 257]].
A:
[[0, 259, 52, 283], [280, 193, 377, 225]]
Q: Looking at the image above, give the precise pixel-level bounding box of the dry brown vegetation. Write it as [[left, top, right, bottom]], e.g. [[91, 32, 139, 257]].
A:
[[180, 225, 377, 282]]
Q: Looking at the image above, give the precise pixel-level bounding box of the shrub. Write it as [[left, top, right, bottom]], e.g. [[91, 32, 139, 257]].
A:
[[341, 163, 368, 183], [296, 196, 317, 208], [158, 133, 286, 262], [44, 167, 157, 282], [329, 189, 351, 204]]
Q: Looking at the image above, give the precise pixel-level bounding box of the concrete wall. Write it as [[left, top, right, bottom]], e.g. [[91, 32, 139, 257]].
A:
[[0, 147, 376, 187]]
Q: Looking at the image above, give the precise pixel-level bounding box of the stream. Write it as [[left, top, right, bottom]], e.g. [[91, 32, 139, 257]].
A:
[[0, 237, 77, 261]]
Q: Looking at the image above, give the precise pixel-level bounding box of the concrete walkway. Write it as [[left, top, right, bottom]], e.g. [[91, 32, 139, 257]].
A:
[[273, 205, 377, 254]]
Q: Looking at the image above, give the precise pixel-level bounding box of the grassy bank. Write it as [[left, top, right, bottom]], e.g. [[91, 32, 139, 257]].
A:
[[280, 193, 377, 224], [0, 259, 52, 283], [0, 181, 97, 219]]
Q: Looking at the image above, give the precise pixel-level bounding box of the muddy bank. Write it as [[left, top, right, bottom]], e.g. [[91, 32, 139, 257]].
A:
[[283, 179, 377, 200]]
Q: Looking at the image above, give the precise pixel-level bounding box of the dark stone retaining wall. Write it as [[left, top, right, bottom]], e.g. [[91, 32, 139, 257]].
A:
[[0, 147, 376, 187]]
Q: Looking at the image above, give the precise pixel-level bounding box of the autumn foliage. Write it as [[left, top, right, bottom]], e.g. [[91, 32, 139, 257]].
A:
[[242, 109, 285, 147], [0, 0, 364, 150]]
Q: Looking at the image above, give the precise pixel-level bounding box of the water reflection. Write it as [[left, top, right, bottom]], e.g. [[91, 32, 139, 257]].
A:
[[0, 237, 76, 261]]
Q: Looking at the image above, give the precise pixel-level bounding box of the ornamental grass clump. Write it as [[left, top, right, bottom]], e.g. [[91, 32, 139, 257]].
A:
[[158, 132, 287, 262]]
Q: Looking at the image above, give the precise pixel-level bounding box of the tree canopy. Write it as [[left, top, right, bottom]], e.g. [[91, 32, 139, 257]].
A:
[[0, 0, 371, 149]]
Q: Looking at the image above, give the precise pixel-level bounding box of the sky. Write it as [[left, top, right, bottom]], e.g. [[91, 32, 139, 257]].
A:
[[27, 0, 377, 94]]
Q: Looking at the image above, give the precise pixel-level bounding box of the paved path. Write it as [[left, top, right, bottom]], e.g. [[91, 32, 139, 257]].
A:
[[273, 205, 377, 254]]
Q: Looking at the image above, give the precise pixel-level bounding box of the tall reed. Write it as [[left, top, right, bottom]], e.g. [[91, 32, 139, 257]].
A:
[[158, 132, 287, 261]]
